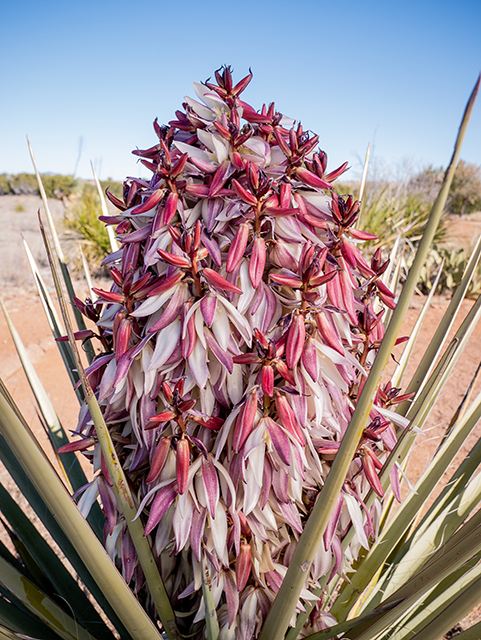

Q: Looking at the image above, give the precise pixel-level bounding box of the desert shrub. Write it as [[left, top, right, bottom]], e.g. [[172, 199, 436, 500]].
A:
[[414, 245, 481, 297], [0, 172, 79, 197], [63, 183, 111, 269], [411, 161, 481, 217], [41, 173, 79, 198], [358, 181, 446, 251], [7, 172, 39, 195]]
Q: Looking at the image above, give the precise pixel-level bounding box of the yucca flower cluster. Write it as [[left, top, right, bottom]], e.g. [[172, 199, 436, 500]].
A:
[[64, 67, 411, 639]]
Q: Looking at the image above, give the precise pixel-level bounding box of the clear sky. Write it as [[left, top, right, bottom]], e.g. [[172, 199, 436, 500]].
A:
[[1, 0, 480, 183]]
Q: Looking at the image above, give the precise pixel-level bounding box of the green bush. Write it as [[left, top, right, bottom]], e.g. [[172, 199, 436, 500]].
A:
[[410, 161, 481, 217], [0, 172, 79, 197], [63, 183, 112, 269], [414, 245, 481, 297]]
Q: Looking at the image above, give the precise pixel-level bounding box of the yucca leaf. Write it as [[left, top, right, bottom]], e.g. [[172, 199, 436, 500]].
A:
[[418, 426, 481, 536], [0, 298, 85, 491], [0, 483, 114, 640], [0, 384, 165, 640], [365, 464, 481, 609], [0, 433, 130, 640], [0, 555, 97, 640], [0, 594, 63, 640], [332, 366, 481, 619], [398, 232, 481, 413], [388, 555, 481, 639], [22, 237, 84, 402], [0, 619, 47, 640], [27, 138, 65, 263], [258, 75, 479, 640], [391, 258, 444, 388], [0, 296, 105, 539], [28, 140, 95, 363], [344, 519, 481, 640]]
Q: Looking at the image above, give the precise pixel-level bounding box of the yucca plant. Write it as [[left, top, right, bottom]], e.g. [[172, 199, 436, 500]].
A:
[[0, 67, 480, 640]]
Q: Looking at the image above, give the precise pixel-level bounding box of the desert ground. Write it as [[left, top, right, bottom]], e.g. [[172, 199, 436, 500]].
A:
[[1, 194, 481, 632]]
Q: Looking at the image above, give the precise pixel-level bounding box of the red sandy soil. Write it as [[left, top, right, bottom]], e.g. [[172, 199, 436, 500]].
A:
[[1, 195, 481, 633]]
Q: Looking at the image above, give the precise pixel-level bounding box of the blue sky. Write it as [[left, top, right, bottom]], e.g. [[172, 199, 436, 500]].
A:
[[1, 0, 480, 183]]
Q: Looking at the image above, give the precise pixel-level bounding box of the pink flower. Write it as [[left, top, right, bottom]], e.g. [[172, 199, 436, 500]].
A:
[[69, 65, 408, 640]]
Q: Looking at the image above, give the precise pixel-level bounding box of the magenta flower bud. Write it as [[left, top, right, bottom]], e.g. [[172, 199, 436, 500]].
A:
[[315, 311, 344, 355], [55, 329, 94, 343], [202, 268, 243, 294], [231, 151, 245, 171], [208, 160, 231, 197], [232, 70, 253, 96], [92, 288, 124, 305], [279, 182, 292, 208], [246, 162, 259, 192], [146, 437, 171, 484], [131, 188, 164, 215], [378, 291, 397, 310], [348, 228, 378, 241], [325, 264, 342, 309], [324, 161, 349, 182], [148, 410, 176, 423], [274, 392, 305, 446], [170, 153, 188, 179], [162, 192, 179, 225], [190, 415, 224, 430], [188, 156, 218, 173], [286, 313, 305, 370], [231, 179, 258, 206], [295, 167, 332, 191], [339, 237, 358, 270], [361, 448, 384, 497], [184, 183, 210, 198], [114, 316, 132, 361], [176, 437, 190, 495], [214, 120, 231, 139], [161, 381, 174, 404], [270, 273, 303, 288], [200, 293, 217, 327], [145, 270, 184, 297], [273, 129, 291, 157], [57, 436, 96, 454], [227, 222, 250, 273], [261, 365, 274, 397], [301, 335, 318, 382], [234, 389, 258, 452], [376, 279, 396, 299], [249, 236, 266, 288], [157, 248, 191, 269], [275, 360, 296, 386]]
